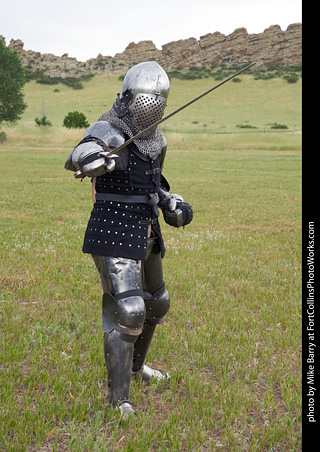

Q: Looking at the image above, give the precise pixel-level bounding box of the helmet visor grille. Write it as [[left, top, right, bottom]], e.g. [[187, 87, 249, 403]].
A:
[[130, 94, 166, 130]]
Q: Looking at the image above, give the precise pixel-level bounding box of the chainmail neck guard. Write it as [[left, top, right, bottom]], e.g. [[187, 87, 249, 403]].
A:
[[98, 107, 166, 157]]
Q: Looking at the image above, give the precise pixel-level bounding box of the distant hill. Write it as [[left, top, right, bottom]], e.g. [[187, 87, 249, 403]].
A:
[[1, 23, 301, 80]]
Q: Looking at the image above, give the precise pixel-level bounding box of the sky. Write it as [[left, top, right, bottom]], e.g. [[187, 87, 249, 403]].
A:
[[1, 0, 302, 62]]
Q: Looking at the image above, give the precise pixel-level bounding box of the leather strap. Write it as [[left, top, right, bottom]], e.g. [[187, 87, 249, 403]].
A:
[[95, 192, 159, 206]]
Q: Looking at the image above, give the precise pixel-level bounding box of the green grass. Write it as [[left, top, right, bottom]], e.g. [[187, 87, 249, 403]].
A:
[[3, 72, 301, 132], [0, 74, 301, 451]]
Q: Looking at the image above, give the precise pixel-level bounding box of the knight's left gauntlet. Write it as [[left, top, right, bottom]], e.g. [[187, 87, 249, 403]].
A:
[[158, 187, 193, 228]]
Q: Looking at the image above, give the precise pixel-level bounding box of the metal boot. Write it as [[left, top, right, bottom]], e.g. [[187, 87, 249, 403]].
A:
[[132, 322, 168, 382], [131, 283, 171, 381], [132, 321, 156, 374], [104, 330, 136, 419]]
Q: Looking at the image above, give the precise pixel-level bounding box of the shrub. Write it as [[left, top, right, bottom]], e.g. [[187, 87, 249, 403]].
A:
[[63, 111, 90, 129], [34, 115, 52, 127], [25, 69, 94, 89], [62, 77, 84, 90], [0, 131, 7, 144], [236, 124, 257, 129], [270, 122, 288, 130], [36, 74, 59, 85], [283, 74, 299, 84]]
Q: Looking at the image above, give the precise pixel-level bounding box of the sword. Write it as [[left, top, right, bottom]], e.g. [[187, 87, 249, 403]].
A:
[[101, 62, 256, 158]]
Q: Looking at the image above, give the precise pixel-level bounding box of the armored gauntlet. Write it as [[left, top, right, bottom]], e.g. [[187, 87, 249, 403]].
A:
[[71, 141, 117, 178], [64, 121, 126, 178], [158, 186, 193, 228]]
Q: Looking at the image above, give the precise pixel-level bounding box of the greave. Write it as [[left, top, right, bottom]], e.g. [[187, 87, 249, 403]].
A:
[[104, 330, 134, 406], [132, 322, 157, 373]]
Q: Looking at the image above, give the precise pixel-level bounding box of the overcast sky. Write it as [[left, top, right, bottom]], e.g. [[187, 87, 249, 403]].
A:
[[1, 0, 302, 62]]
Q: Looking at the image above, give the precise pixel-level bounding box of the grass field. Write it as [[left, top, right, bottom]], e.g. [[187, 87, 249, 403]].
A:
[[0, 72, 302, 451]]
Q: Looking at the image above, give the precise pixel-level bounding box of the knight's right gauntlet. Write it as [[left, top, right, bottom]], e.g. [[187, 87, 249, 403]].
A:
[[71, 141, 116, 179], [64, 120, 126, 178]]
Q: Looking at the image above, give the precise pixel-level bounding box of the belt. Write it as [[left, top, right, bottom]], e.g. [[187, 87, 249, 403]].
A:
[[138, 218, 159, 225], [95, 192, 159, 207]]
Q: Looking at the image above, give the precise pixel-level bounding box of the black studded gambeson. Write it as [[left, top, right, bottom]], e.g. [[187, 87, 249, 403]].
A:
[[82, 142, 165, 260]]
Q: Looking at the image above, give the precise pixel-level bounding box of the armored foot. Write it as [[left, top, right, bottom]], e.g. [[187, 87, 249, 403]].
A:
[[133, 364, 169, 383], [115, 401, 136, 421]]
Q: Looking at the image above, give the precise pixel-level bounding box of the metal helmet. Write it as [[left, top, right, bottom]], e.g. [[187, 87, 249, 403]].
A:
[[119, 61, 170, 131]]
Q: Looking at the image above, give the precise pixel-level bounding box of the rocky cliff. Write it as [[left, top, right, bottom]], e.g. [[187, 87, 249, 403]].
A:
[[1, 23, 301, 79]]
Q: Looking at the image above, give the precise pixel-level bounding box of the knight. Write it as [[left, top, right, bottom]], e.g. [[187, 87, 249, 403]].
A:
[[65, 61, 193, 420]]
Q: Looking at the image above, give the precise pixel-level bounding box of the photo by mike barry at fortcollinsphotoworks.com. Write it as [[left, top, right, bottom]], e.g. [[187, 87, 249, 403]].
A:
[[303, 220, 317, 445]]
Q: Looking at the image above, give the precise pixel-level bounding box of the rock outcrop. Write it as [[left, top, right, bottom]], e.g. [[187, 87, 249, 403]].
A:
[[1, 23, 301, 79]]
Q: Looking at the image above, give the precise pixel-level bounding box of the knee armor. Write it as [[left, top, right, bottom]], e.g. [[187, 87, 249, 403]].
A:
[[102, 292, 146, 338], [144, 284, 170, 324]]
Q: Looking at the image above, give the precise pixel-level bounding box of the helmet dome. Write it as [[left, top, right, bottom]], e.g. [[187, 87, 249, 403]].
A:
[[119, 61, 170, 130]]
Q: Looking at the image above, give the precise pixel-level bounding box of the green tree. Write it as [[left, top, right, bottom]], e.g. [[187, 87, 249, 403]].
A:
[[0, 40, 27, 125]]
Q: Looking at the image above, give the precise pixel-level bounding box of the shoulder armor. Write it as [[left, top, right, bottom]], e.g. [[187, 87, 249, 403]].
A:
[[84, 121, 126, 150]]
